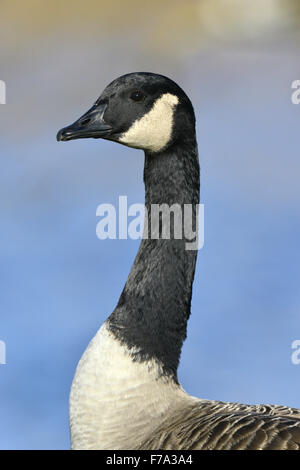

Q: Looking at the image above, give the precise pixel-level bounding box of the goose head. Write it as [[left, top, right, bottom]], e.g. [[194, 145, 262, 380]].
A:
[[56, 72, 195, 154]]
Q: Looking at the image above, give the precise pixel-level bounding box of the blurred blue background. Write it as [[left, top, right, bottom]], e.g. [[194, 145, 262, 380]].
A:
[[0, 0, 300, 449]]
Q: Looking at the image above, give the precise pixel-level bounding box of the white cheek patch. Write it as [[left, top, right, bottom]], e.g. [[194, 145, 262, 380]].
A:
[[119, 93, 179, 153]]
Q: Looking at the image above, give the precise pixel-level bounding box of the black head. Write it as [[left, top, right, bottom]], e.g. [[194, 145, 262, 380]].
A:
[[57, 72, 196, 153]]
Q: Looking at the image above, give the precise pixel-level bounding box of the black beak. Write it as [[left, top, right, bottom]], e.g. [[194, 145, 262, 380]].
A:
[[57, 103, 112, 142]]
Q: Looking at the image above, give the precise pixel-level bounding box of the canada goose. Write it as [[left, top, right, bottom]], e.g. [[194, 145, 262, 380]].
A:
[[57, 72, 300, 450]]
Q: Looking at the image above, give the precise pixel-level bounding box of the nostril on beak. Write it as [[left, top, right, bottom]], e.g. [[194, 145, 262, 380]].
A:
[[81, 118, 91, 126]]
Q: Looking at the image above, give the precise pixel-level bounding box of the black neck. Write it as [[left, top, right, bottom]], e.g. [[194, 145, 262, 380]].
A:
[[108, 136, 200, 381]]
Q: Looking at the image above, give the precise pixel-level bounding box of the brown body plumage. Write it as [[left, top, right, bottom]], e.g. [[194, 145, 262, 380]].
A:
[[139, 401, 300, 450]]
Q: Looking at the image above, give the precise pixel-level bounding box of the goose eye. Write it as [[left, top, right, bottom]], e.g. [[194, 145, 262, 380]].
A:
[[130, 90, 144, 102]]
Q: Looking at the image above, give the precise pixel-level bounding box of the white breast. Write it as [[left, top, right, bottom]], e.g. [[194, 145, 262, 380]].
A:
[[69, 322, 189, 449], [119, 93, 179, 153]]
